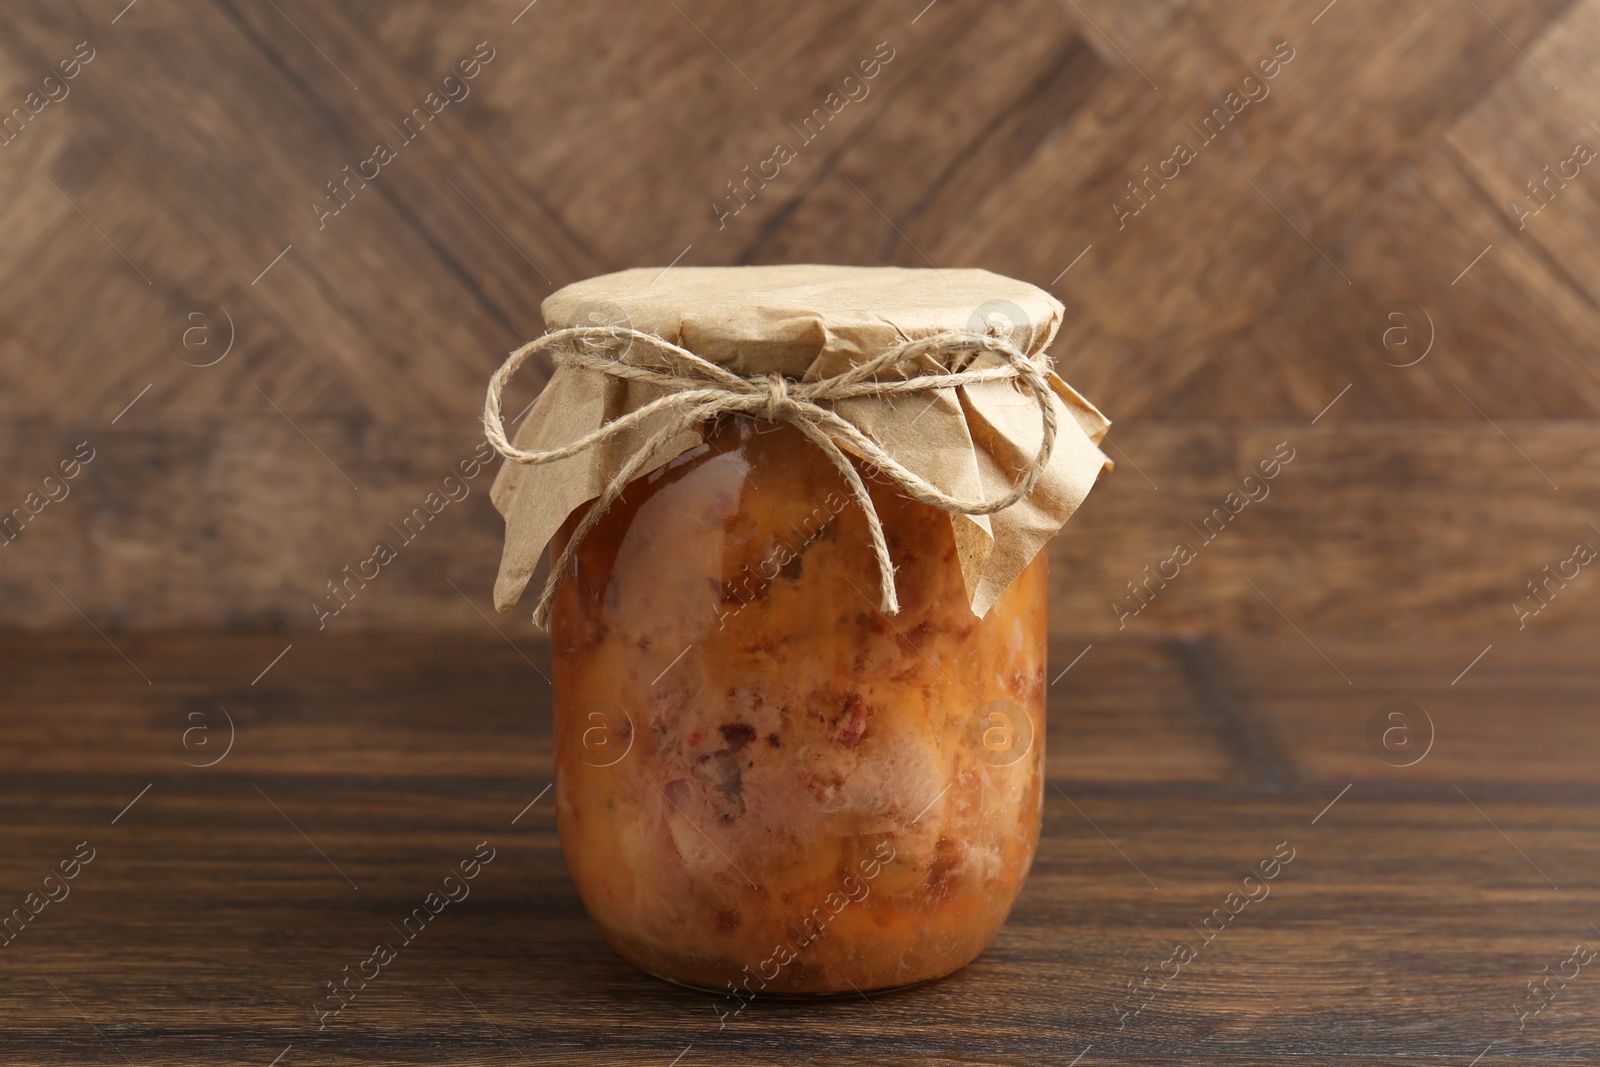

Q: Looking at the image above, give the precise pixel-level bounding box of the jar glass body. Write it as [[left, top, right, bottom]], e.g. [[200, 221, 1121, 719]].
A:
[[551, 415, 1046, 994]]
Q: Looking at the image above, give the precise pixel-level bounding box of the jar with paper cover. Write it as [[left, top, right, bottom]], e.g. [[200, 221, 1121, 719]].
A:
[[483, 265, 1112, 995]]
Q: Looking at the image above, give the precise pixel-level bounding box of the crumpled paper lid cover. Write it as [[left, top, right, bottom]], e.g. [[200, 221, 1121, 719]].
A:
[[490, 264, 1111, 617]]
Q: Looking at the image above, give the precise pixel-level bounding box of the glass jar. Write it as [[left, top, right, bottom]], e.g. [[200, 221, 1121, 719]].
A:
[[550, 414, 1046, 995]]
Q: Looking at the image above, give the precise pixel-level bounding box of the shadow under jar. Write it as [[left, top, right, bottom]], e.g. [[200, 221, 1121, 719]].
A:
[[551, 415, 1047, 995]]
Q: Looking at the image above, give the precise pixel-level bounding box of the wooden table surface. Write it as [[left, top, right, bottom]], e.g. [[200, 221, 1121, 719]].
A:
[[1, 631, 1596, 1065]]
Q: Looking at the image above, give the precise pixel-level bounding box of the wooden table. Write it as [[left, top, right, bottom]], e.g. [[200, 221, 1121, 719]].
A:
[[2, 632, 1595, 1065]]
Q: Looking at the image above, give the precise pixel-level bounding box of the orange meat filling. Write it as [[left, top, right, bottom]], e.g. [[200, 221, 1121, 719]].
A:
[[551, 416, 1046, 994]]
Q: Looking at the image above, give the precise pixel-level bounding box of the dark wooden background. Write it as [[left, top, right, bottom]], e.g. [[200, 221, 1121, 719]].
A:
[[3, 0, 1598, 639], [4, 1, 1600, 1065]]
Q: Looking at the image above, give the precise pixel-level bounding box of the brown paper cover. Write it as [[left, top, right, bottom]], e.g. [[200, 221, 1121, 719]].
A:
[[490, 264, 1111, 617]]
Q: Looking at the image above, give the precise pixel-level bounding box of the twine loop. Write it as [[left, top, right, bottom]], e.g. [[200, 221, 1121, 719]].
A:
[[483, 325, 1059, 628]]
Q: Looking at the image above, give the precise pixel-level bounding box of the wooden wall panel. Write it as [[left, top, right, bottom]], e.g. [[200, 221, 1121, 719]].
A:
[[1, 0, 1597, 639]]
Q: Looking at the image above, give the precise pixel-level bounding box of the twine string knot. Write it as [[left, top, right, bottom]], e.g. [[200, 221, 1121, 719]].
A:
[[761, 373, 791, 421]]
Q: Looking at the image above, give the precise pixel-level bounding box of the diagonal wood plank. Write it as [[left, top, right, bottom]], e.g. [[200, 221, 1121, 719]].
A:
[[1056, 0, 1192, 62], [1164, 141, 1600, 419], [1446, 0, 1600, 314], [742, 1, 1109, 269], [714, 0, 1099, 268]]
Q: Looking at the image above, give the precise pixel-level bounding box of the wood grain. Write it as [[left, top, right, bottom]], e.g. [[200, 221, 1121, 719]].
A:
[[1, 632, 1595, 1065], [1, 0, 1599, 633]]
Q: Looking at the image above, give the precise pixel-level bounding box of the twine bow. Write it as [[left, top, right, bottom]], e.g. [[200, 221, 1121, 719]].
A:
[[483, 325, 1059, 628]]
